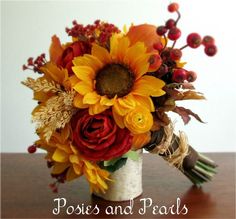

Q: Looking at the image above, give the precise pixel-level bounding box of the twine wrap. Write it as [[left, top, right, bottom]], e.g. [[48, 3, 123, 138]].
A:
[[146, 124, 189, 170]]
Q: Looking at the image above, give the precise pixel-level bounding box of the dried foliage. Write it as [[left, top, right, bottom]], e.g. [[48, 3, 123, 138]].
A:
[[173, 106, 204, 125], [165, 87, 205, 101], [22, 77, 61, 93], [32, 90, 76, 141]]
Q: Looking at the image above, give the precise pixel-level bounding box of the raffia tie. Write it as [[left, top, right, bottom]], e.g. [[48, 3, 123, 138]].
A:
[[150, 123, 189, 170]]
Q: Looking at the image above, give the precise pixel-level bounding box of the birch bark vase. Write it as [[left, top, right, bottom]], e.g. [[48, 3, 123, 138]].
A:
[[94, 150, 143, 201]]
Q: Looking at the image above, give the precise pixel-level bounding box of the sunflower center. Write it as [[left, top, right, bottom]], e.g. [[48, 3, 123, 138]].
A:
[[95, 64, 135, 98]]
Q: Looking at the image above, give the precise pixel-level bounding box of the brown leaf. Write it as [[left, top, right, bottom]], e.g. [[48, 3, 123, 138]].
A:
[[180, 90, 205, 100], [155, 111, 171, 126], [160, 98, 176, 112], [181, 83, 195, 90], [173, 106, 205, 124], [164, 87, 182, 99]]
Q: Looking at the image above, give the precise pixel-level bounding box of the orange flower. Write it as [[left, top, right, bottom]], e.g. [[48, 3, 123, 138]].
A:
[[126, 24, 162, 51]]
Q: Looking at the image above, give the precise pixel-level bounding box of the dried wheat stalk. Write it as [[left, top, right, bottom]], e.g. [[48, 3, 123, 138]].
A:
[[32, 90, 77, 142], [22, 77, 61, 93]]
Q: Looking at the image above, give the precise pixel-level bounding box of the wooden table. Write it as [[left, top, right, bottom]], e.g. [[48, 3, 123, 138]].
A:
[[1, 153, 235, 218]]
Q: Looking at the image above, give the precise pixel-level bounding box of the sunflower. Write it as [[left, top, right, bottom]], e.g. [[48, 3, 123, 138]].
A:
[[37, 124, 110, 193], [70, 31, 165, 131]]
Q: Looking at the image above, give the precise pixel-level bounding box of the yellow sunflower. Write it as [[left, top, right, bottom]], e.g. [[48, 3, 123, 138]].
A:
[[70, 32, 165, 130], [37, 124, 110, 193]]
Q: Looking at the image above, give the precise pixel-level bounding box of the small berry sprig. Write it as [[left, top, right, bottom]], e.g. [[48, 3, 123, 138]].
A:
[[66, 20, 120, 46], [153, 2, 217, 84], [22, 53, 47, 73], [49, 169, 67, 193], [27, 144, 37, 153]]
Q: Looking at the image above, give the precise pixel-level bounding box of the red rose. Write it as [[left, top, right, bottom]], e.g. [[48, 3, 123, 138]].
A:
[[57, 41, 89, 75], [72, 110, 132, 161]]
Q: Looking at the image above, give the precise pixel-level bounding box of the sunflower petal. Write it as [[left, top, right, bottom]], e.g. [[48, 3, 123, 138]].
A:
[[110, 34, 119, 59], [66, 166, 79, 181], [73, 94, 89, 108], [69, 154, 81, 164], [52, 148, 68, 162], [84, 160, 95, 170], [73, 54, 103, 72], [40, 62, 68, 85], [132, 76, 165, 97], [84, 169, 97, 183], [133, 54, 150, 79], [83, 91, 100, 104], [97, 174, 108, 190], [113, 100, 130, 116], [123, 42, 147, 67], [112, 107, 125, 128], [72, 66, 95, 81], [73, 81, 93, 95], [118, 94, 136, 109], [100, 96, 115, 106], [52, 162, 70, 174], [92, 44, 111, 64], [89, 103, 109, 115], [116, 36, 130, 62], [69, 75, 80, 87], [73, 164, 83, 175]]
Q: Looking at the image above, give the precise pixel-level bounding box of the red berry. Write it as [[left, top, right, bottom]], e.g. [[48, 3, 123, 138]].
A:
[[204, 44, 217, 56], [186, 71, 197, 82], [27, 145, 37, 153], [202, 35, 215, 46], [157, 64, 169, 76], [22, 65, 27, 71], [149, 54, 162, 71], [52, 187, 58, 193], [153, 42, 164, 51], [156, 26, 168, 36], [168, 3, 179, 12], [170, 49, 182, 60], [172, 69, 187, 83], [165, 19, 176, 29], [49, 183, 56, 189], [168, 27, 181, 41], [187, 33, 202, 48]]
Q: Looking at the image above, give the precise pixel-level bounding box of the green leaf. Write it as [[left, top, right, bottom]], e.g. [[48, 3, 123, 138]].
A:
[[100, 158, 127, 173], [103, 158, 120, 167], [122, 150, 139, 161]]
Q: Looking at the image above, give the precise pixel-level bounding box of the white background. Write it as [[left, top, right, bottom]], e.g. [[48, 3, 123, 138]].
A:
[[1, 0, 236, 152]]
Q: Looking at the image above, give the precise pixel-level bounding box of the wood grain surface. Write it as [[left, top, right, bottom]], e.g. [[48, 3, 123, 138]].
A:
[[1, 153, 235, 218]]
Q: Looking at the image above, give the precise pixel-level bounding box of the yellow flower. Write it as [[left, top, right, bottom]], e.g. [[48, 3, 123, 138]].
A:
[[37, 124, 110, 194], [71, 33, 165, 128], [124, 107, 153, 134]]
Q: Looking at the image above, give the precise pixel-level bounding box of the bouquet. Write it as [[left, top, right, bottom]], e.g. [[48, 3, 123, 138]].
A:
[[22, 2, 217, 195]]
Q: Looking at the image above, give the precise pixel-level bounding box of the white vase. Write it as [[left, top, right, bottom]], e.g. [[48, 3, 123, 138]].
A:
[[94, 150, 143, 201]]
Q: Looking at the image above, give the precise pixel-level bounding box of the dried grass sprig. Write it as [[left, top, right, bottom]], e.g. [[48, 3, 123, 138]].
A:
[[22, 77, 61, 93], [32, 90, 77, 141]]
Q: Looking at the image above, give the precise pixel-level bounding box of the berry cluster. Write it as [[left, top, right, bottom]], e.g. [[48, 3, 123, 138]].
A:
[[154, 2, 217, 84], [66, 20, 120, 46], [22, 53, 46, 73]]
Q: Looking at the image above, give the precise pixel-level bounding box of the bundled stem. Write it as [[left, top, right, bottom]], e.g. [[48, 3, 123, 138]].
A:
[[144, 127, 217, 186]]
